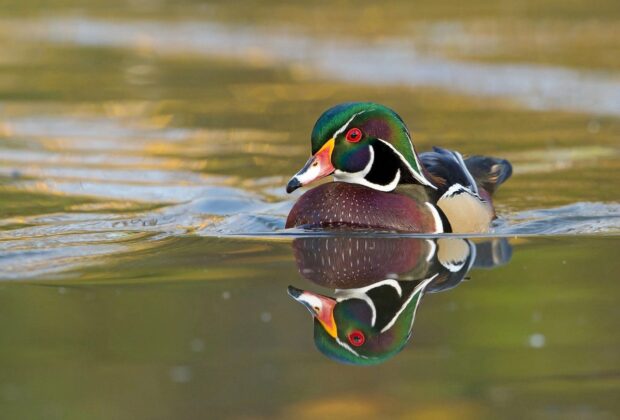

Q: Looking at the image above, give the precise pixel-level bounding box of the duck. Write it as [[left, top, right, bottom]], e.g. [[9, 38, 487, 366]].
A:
[[287, 236, 513, 365], [285, 102, 512, 233]]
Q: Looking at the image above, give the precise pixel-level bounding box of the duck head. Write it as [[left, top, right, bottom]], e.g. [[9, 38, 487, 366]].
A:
[[286, 102, 437, 193], [287, 278, 433, 365]]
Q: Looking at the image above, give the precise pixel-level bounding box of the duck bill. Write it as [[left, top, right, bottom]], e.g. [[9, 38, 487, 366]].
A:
[[286, 138, 335, 193], [287, 286, 338, 338]]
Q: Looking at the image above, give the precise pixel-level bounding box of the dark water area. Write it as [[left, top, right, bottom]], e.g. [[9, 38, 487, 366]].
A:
[[0, 1, 619, 418]]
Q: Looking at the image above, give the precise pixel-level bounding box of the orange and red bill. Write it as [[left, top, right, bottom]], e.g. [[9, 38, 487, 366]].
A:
[[286, 138, 335, 193], [287, 285, 338, 338]]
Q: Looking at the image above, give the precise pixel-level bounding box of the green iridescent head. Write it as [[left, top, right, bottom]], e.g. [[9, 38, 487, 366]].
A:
[[286, 102, 436, 193], [288, 278, 431, 366]]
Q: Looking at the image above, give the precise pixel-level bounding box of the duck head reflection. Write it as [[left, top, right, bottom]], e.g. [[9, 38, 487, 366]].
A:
[[288, 237, 511, 365]]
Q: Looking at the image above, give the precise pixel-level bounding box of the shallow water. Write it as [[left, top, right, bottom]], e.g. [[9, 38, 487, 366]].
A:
[[0, 1, 619, 418]]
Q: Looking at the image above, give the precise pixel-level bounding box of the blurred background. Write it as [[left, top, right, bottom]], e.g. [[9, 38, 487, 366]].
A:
[[0, 1, 619, 419], [1, 0, 619, 228]]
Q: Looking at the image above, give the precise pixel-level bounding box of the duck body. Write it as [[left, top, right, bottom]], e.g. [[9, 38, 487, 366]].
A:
[[286, 182, 446, 232], [285, 102, 512, 233]]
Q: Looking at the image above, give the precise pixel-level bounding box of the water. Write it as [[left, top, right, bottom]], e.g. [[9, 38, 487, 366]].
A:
[[0, 1, 619, 418]]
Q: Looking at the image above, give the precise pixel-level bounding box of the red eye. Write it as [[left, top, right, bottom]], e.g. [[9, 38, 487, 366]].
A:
[[345, 128, 362, 143], [348, 330, 365, 347]]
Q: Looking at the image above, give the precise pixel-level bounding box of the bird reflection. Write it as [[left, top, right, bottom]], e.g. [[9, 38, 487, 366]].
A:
[[288, 237, 511, 365]]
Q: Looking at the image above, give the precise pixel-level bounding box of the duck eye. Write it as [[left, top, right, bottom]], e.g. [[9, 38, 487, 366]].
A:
[[347, 330, 365, 346], [345, 128, 362, 143]]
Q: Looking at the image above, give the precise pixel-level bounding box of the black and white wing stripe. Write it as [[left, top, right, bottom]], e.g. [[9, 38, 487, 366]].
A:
[[420, 147, 480, 198]]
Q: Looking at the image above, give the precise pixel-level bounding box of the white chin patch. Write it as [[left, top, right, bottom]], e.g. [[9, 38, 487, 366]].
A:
[[375, 138, 436, 189], [334, 170, 400, 192], [333, 146, 400, 192]]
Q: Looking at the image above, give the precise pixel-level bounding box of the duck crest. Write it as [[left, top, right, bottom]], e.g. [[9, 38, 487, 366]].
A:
[[311, 102, 435, 189]]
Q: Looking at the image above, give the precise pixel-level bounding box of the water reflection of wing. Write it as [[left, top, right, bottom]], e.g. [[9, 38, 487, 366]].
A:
[[425, 238, 475, 293], [428, 237, 512, 292], [472, 238, 513, 269]]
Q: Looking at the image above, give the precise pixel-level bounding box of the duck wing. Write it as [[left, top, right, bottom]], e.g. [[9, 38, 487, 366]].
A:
[[420, 147, 479, 196], [420, 147, 512, 197], [464, 155, 512, 196]]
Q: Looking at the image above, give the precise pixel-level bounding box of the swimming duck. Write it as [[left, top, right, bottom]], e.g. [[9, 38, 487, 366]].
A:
[[285, 102, 512, 233]]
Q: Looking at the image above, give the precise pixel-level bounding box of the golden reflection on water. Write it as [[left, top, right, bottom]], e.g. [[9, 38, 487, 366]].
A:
[[0, 3, 619, 418], [0, 40, 618, 277]]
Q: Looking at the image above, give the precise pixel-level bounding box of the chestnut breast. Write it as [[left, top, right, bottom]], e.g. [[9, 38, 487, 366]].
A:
[[286, 182, 441, 233]]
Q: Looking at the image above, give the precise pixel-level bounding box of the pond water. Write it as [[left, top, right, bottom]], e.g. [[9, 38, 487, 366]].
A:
[[0, 2, 619, 419]]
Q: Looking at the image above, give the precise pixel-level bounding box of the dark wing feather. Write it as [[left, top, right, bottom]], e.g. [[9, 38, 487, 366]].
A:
[[464, 155, 513, 196], [419, 147, 478, 195], [421, 147, 513, 196]]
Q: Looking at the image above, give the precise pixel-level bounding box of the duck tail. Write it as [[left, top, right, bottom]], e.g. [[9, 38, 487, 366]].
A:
[[464, 155, 513, 196]]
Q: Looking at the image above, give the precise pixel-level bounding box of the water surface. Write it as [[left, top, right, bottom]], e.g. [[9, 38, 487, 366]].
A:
[[0, 2, 619, 418]]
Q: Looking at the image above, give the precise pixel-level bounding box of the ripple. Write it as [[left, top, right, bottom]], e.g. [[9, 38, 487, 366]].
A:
[[497, 202, 620, 234], [11, 17, 620, 115]]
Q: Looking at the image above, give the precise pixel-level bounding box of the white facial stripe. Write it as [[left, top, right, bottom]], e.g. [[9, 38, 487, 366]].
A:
[[333, 144, 374, 181], [354, 169, 400, 192], [424, 202, 444, 234], [376, 138, 437, 189], [294, 161, 322, 185], [295, 293, 323, 313], [332, 111, 366, 139], [336, 279, 402, 298], [329, 111, 436, 191], [335, 292, 377, 327], [401, 128, 432, 185], [380, 274, 437, 333], [334, 171, 401, 193], [335, 279, 403, 328], [297, 294, 363, 358], [412, 274, 437, 296], [405, 275, 438, 334], [333, 146, 401, 192], [334, 336, 363, 357]]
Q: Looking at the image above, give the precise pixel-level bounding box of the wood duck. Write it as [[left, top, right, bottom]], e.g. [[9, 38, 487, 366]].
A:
[[288, 237, 512, 365], [285, 102, 513, 233]]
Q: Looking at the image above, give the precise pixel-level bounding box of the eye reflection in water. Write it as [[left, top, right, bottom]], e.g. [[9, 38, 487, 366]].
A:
[[288, 237, 512, 365]]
